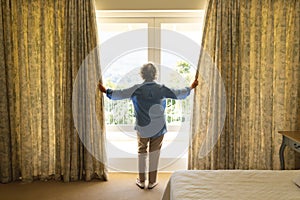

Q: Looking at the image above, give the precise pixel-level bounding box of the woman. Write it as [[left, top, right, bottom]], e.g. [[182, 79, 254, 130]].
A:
[[98, 62, 198, 189]]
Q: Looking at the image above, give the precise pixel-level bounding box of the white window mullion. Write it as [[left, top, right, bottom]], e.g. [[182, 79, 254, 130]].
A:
[[148, 18, 155, 63], [147, 17, 162, 81], [153, 17, 162, 81]]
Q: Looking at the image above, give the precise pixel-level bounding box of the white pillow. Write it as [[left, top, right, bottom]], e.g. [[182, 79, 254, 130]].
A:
[[293, 175, 300, 188]]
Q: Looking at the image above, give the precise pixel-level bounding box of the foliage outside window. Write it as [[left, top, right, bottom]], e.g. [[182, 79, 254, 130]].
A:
[[104, 61, 193, 126]]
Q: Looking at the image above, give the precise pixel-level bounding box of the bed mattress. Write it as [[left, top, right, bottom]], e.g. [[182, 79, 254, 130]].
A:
[[162, 170, 300, 200]]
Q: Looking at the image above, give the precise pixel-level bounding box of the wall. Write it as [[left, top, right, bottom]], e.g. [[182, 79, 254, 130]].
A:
[[95, 0, 207, 10]]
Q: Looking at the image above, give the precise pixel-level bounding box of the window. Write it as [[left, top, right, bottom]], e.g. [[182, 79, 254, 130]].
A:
[[97, 11, 204, 171]]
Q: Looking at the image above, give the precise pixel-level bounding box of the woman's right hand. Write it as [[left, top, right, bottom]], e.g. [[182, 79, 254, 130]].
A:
[[98, 82, 107, 93]]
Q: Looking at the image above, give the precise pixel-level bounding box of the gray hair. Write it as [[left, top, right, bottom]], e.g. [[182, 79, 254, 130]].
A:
[[140, 62, 158, 81]]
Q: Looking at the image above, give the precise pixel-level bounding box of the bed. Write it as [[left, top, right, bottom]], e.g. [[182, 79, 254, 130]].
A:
[[162, 170, 300, 200]]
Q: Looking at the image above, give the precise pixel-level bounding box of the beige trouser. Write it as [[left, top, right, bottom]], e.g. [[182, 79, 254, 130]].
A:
[[137, 133, 164, 183]]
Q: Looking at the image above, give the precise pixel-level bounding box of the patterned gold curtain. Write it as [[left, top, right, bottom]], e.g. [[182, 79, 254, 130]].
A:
[[0, 0, 107, 183], [189, 0, 300, 170]]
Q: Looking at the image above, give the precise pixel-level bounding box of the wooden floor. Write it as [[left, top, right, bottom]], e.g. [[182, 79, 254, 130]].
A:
[[0, 172, 172, 200]]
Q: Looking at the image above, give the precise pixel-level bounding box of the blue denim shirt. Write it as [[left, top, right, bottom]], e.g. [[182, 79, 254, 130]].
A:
[[106, 82, 191, 138]]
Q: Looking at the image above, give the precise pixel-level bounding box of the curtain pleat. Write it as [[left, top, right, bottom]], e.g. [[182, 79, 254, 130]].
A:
[[0, 0, 107, 183], [0, 0, 12, 183], [189, 0, 300, 170]]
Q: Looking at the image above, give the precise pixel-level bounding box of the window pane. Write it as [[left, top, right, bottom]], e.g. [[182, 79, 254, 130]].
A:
[[161, 23, 202, 44], [98, 23, 148, 126], [161, 23, 201, 126]]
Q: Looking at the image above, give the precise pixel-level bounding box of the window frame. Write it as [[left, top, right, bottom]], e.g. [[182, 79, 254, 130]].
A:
[[96, 10, 205, 171], [96, 10, 204, 132]]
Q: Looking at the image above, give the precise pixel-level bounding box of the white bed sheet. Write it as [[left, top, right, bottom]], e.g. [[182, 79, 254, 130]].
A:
[[162, 170, 300, 200]]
